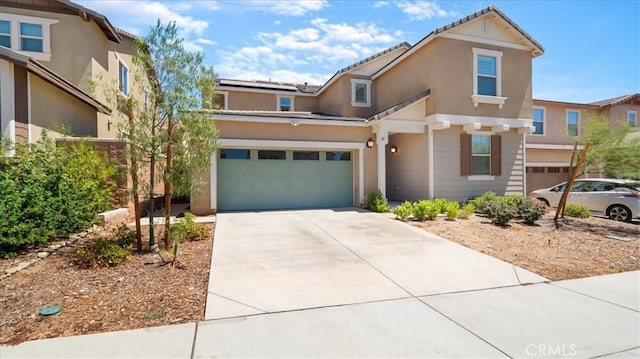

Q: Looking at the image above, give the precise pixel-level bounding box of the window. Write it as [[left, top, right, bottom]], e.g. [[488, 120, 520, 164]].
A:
[[628, 110, 637, 127], [471, 48, 506, 108], [567, 110, 580, 136], [351, 79, 371, 107], [293, 151, 318, 160], [258, 150, 285, 160], [460, 133, 501, 177], [213, 92, 228, 110], [548, 167, 560, 173], [20, 23, 42, 52], [531, 167, 545, 173], [0, 14, 58, 61], [471, 135, 491, 175], [143, 90, 149, 112], [118, 61, 128, 96], [0, 20, 10, 48], [532, 107, 545, 135], [326, 151, 351, 161], [220, 149, 250, 159], [278, 96, 293, 111]]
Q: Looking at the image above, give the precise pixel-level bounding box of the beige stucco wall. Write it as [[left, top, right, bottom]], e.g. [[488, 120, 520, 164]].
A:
[[528, 101, 599, 145], [433, 38, 532, 119], [374, 41, 437, 116], [609, 103, 640, 129], [30, 74, 98, 139], [432, 126, 524, 202], [226, 91, 318, 112], [385, 133, 429, 201], [317, 75, 377, 118]]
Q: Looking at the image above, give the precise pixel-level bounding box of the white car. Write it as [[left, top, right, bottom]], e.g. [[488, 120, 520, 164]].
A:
[[530, 178, 640, 222]]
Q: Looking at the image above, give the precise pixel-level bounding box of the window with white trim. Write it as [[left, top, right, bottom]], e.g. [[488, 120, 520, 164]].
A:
[[278, 95, 293, 111], [0, 20, 10, 48], [20, 23, 42, 52], [628, 110, 637, 127], [532, 107, 545, 135], [566, 110, 580, 136], [118, 60, 128, 96], [0, 13, 58, 61], [351, 78, 371, 107], [471, 48, 506, 108]]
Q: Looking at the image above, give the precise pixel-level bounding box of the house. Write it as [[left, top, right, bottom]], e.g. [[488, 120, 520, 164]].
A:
[[191, 6, 545, 214], [0, 0, 148, 152], [526, 93, 640, 192], [0, 0, 154, 210]]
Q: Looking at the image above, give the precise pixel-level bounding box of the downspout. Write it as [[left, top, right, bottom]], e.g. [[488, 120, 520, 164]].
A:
[[428, 124, 434, 199]]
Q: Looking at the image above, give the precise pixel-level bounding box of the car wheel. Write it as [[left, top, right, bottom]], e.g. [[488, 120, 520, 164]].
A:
[[536, 198, 550, 207], [607, 205, 632, 223]]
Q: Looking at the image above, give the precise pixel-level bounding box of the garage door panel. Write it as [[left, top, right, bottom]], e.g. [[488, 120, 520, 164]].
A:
[[218, 149, 353, 211]]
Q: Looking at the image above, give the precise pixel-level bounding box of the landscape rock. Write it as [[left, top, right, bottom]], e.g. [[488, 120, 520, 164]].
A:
[[37, 252, 49, 259]]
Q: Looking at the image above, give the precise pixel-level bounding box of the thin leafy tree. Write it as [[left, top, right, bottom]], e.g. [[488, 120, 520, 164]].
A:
[[554, 115, 640, 228], [134, 21, 219, 250]]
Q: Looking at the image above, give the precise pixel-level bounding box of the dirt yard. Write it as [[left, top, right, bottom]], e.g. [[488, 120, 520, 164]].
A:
[[409, 213, 639, 281], [0, 223, 213, 346], [1, 212, 638, 345]]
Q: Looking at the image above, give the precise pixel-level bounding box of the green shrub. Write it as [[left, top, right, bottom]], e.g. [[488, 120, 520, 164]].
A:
[[565, 204, 590, 218], [73, 239, 131, 267], [445, 202, 459, 221], [459, 202, 475, 219], [517, 198, 547, 225], [113, 224, 136, 249], [432, 198, 449, 214], [171, 212, 208, 241], [412, 200, 439, 221], [365, 190, 389, 213], [470, 191, 498, 215], [0, 133, 115, 254], [391, 201, 413, 221], [486, 200, 517, 226]]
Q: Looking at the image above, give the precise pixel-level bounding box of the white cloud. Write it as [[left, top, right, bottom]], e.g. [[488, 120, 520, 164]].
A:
[[373, 1, 390, 8], [76, 0, 210, 37], [247, 0, 328, 16], [216, 17, 402, 85], [396, 1, 458, 21]]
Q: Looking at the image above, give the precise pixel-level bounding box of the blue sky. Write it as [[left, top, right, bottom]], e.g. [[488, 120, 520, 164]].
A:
[[75, 0, 639, 104]]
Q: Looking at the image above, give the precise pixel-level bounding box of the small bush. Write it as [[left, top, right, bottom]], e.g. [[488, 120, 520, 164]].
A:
[[565, 204, 590, 218], [73, 239, 131, 267], [412, 200, 439, 221], [391, 201, 413, 221], [113, 224, 136, 249], [171, 212, 208, 241], [445, 202, 459, 221], [365, 190, 389, 213], [470, 191, 498, 215], [459, 203, 475, 219], [432, 198, 449, 214], [517, 198, 547, 225], [486, 200, 517, 226]]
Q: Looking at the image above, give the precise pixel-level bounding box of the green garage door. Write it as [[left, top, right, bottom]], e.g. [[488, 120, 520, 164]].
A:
[[217, 149, 353, 211]]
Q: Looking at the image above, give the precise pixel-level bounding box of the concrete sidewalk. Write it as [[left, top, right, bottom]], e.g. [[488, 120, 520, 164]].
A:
[[2, 271, 638, 358], [2, 209, 638, 358]]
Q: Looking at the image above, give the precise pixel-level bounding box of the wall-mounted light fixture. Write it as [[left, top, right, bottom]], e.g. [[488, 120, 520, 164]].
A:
[[366, 138, 374, 148], [291, 120, 299, 126], [390, 145, 398, 154]]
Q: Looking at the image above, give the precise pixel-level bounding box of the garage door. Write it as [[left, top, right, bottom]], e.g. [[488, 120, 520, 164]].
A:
[[217, 149, 353, 211]]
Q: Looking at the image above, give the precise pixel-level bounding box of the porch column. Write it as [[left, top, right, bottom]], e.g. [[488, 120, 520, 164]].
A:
[[376, 130, 388, 198]]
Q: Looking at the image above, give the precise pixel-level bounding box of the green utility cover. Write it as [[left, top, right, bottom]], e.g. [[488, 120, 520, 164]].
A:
[[40, 305, 61, 316]]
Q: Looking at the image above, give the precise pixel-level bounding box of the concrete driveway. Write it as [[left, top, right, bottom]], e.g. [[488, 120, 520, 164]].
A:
[[205, 208, 547, 320]]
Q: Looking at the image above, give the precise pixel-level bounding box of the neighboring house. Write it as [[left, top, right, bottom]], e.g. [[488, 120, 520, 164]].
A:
[[0, 0, 150, 207], [526, 93, 640, 192], [0, 0, 147, 152], [192, 6, 545, 213]]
